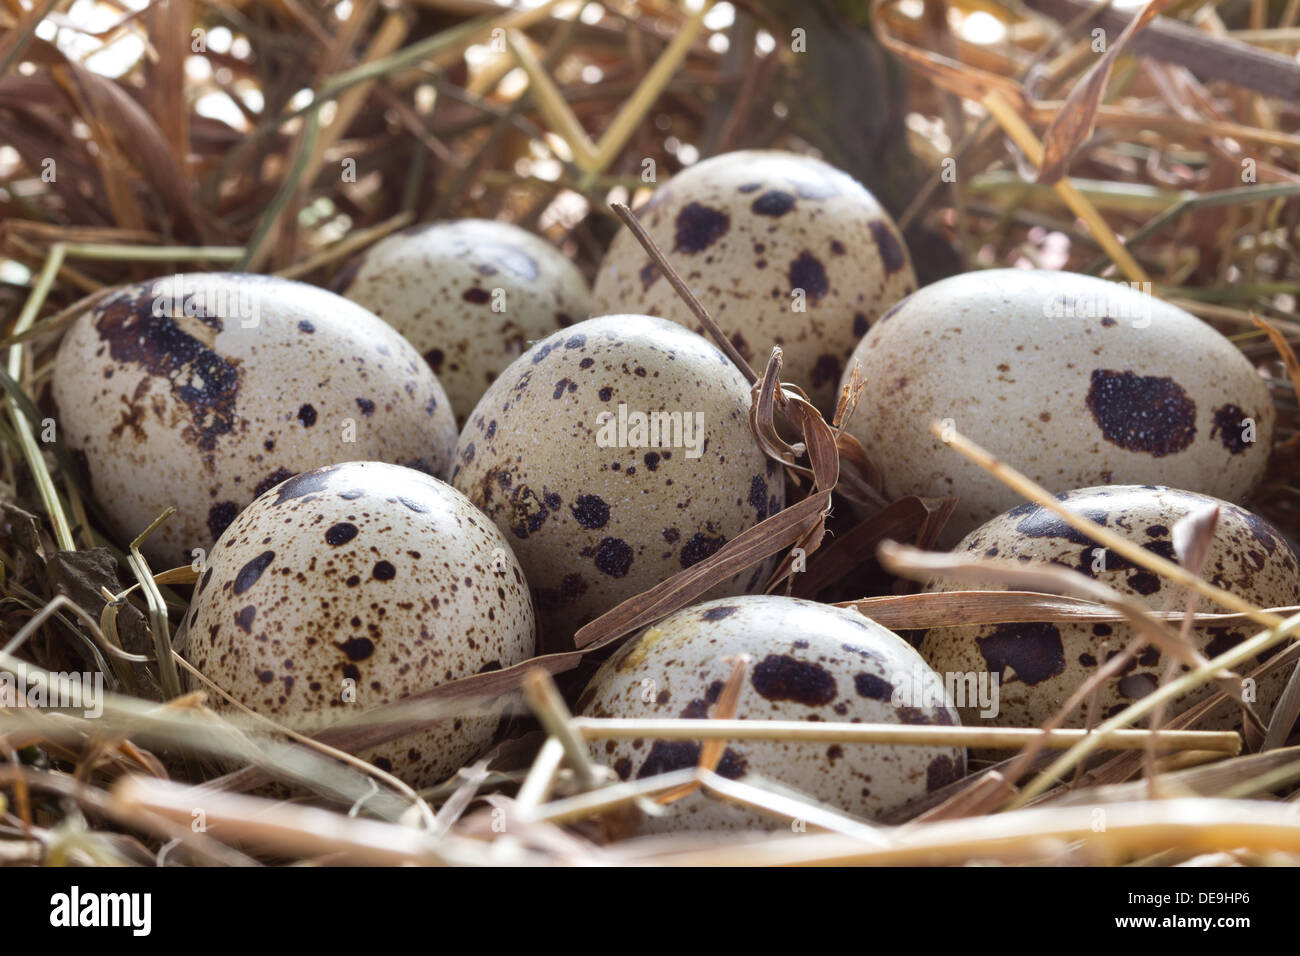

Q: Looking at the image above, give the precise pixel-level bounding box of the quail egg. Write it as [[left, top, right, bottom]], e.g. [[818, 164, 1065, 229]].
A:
[[577, 595, 965, 831], [52, 273, 457, 567], [592, 150, 916, 415], [182, 461, 535, 787], [335, 219, 592, 427], [450, 314, 784, 651], [840, 269, 1274, 545], [919, 485, 1300, 734]]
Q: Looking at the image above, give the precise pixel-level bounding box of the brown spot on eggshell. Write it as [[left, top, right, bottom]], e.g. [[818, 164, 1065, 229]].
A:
[[92, 291, 240, 453], [1211, 403, 1251, 454], [233, 550, 275, 595], [867, 220, 907, 274], [751, 190, 795, 217], [254, 467, 296, 499], [673, 202, 730, 253], [325, 522, 358, 546], [1085, 369, 1197, 457], [976, 622, 1065, 685], [208, 501, 239, 540], [926, 754, 961, 792], [701, 605, 737, 621], [788, 251, 829, 301], [594, 537, 633, 577], [680, 530, 726, 568], [751, 654, 837, 706]]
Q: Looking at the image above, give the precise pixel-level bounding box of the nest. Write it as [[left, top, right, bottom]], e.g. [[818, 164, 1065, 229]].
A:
[[1, 0, 1300, 866]]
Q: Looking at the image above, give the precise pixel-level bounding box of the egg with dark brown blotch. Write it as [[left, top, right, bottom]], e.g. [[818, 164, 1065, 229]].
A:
[[52, 273, 457, 566], [450, 314, 784, 651], [182, 461, 535, 787], [335, 220, 591, 428], [592, 150, 916, 415], [840, 269, 1274, 546], [919, 485, 1300, 736], [578, 595, 965, 831]]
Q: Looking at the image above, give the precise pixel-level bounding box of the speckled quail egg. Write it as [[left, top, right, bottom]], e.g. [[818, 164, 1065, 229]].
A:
[[577, 595, 965, 831], [919, 485, 1300, 735], [182, 461, 535, 787], [592, 150, 916, 415], [52, 273, 458, 567], [450, 314, 784, 652], [334, 219, 592, 427], [840, 269, 1274, 546]]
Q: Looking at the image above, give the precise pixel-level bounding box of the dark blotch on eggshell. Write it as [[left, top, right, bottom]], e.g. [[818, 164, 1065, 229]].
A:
[[273, 467, 338, 504], [976, 621, 1065, 685], [1211, 403, 1250, 455], [748, 475, 769, 520], [1085, 369, 1197, 457], [233, 550, 275, 595], [680, 531, 726, 568], [337, 637, 375, 661], [854, 672, 893, 701], [92, 292, 240, 452], [325, 522, 358, 546], [788, 251, 829, 302], [571, 494, 610, 529], [208, 501, 240, 540], [868, 220, 906, 274], [926, 754, 961, 792], [594, 537, 633, 577], [254, 467, 296, 499], [811, 354, 842, 387], [750, 654, 837, 706], [751, 190, 795, 217], [673, 202, 730, 253], [534, 572, 589, 610], [1011, 501, 1110, 547]]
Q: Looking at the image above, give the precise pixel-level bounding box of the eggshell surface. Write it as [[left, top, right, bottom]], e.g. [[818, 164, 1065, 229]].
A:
[[592, 150, 916, 414], [336, 219, 591, 427], [920, 485, 1300, 734], [839, 269, 1273, 545], [450, 314, 783, 651], [578, 595, 966, 831], [182, 461, 535, 787], [52, 273, 458, 566]]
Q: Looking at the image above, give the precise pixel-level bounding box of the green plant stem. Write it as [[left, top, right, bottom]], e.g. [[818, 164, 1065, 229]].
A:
[[1086, 182, 1300, 274], [7, 244, 74, 551], [127, 508, 182, 700]]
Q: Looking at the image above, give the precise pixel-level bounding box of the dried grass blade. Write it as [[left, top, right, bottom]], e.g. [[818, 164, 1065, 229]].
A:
[[1037, 0, 1175, 184]]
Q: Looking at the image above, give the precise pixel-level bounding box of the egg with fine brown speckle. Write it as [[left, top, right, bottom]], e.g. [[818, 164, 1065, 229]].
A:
[[335, 220, 592, 428], [450, 314, 784, 652], [182, 461, 535, 787], [840, 269, 1274, 546], [52, 273, 458, 567], [578, 595, 965, 831], [592, 150, 916, 415], [920, 485, 1300, 738]]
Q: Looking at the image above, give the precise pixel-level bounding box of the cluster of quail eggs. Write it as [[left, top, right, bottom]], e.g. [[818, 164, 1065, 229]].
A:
[[51, 146, 1293, 834]]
